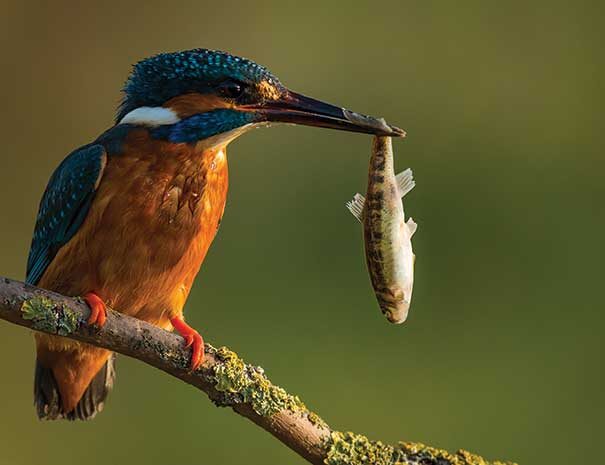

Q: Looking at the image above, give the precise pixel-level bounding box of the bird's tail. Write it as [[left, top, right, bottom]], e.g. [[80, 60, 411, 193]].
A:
[[34, 346, 115, 421]]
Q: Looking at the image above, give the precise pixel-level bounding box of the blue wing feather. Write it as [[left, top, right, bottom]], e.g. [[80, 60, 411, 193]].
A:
[[26, 144, 106, 285]]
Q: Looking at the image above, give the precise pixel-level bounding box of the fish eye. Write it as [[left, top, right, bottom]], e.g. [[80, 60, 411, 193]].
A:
[[217, 80, 244, 99]]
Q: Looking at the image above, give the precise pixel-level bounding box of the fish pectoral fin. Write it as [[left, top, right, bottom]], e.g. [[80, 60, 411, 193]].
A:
[[406, 217, 418, 236], [395, 168, 415, 198], [346, 193, 365, 223]]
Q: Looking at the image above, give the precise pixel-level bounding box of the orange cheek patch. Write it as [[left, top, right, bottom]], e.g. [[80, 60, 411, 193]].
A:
[[257, 80, 282, 100], [164, 94, 234, 118]]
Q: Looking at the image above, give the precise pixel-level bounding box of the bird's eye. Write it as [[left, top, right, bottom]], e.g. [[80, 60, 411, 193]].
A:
[[217, 80, 243, 99]]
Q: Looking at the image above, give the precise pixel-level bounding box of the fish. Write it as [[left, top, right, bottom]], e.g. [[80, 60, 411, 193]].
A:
[[346, 136, 417, 324]]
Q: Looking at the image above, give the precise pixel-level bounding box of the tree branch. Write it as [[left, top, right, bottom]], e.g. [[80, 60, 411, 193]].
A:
[[0, 276, 514, 465]]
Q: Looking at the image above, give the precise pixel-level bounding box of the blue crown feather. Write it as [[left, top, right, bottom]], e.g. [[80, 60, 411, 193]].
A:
[[118, 49, 282, 121]]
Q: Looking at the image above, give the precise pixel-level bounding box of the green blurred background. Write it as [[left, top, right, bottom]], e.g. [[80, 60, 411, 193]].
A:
[[0, 1, 602, 464]]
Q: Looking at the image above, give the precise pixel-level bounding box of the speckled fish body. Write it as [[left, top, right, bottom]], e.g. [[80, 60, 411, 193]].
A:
[[347, 136, 417, 324]]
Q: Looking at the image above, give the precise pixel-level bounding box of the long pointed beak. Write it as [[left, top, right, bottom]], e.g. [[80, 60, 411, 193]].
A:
[[243, 90, 405, 137]]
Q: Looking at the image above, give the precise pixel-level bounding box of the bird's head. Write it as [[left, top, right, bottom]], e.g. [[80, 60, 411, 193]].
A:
[[117, 49, 404, 146]]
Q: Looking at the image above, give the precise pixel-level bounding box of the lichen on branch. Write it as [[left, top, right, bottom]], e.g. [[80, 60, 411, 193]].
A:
[[212, 346, 306, 416], [21, 295, 80, 336], [324, 432, 517, 465]]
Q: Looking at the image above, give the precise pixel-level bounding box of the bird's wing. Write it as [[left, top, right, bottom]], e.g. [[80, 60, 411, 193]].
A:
[[26, 144, 107, 285]]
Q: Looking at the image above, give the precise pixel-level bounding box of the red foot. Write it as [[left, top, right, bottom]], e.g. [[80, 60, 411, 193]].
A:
[[83, 292, 107, 328], [170, 317, 204, 371]]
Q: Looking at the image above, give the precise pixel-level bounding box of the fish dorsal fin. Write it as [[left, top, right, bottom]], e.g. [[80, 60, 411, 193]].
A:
[[346, 193, 366, 223], [395, 168, 415, 198], [406, 217, 418, 236]]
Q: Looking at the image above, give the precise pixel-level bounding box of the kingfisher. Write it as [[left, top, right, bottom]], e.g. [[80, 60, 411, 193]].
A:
[[27, 48, 404, 420]]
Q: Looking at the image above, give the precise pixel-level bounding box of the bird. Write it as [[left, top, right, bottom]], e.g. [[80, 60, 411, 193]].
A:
[[27, 48, 405, 420]]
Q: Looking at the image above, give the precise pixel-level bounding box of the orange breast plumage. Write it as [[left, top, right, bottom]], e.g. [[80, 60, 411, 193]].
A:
[[38, 128, 229, 328]]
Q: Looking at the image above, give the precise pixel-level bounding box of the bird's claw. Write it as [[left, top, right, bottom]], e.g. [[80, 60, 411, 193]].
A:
[[182, 334, 193, 348], [170, 317, 204, 371], [83, 292, 107, 328]]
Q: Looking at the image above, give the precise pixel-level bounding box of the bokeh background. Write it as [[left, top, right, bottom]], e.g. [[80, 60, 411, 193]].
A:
[[0, 1, 602, 464]]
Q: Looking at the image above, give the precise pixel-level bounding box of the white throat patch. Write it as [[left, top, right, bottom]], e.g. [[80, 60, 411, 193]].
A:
[[119, 107, 180, 126]]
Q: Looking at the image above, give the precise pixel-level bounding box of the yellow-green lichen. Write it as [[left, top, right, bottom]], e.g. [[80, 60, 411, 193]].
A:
[[308, 410, 329, 430], [212, 346, 307, 417], [397, 442, 517, 465], [21, 296, 80, 336], [398, 442, 460, 465], [324, 433, 516, 465], [324, 431, 395, 465]]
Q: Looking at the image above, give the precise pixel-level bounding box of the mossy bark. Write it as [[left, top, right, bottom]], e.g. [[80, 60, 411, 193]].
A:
[[323, 432, 516, 465]]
